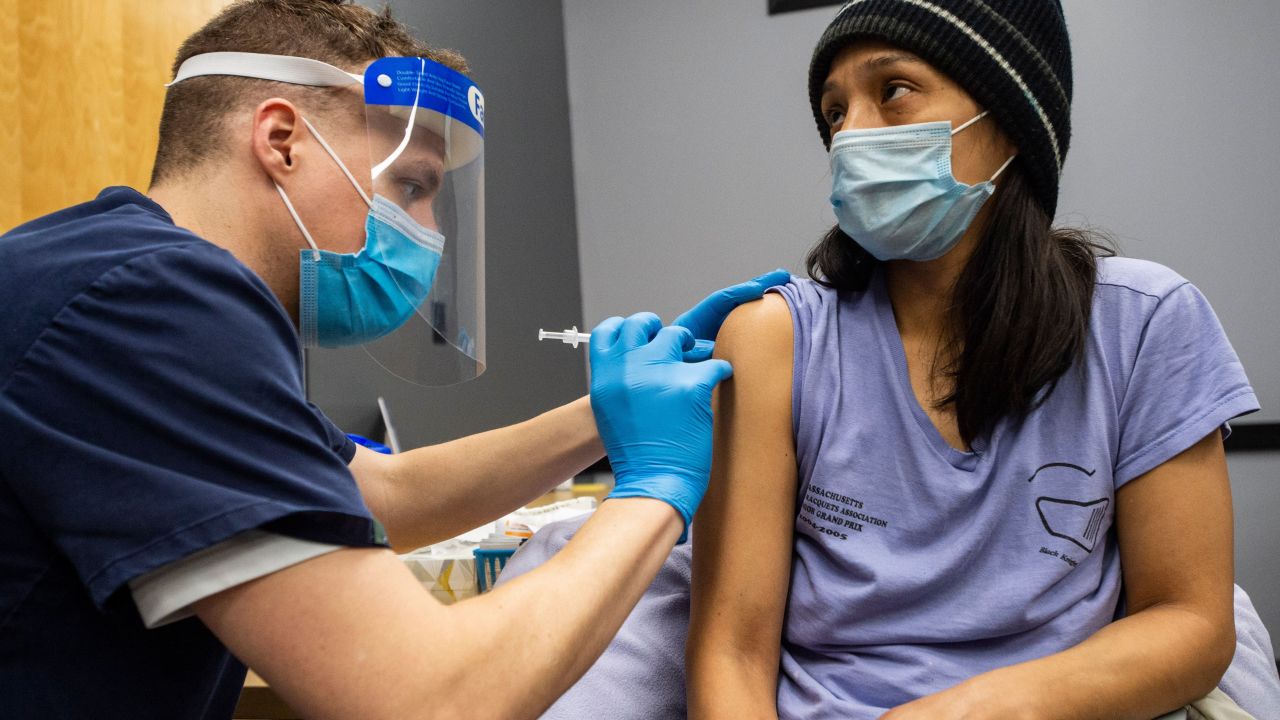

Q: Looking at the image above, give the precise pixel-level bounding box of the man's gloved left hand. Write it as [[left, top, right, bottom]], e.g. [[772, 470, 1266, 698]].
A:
[[671, 268, 791, 359], [589, 313, 735, 543]]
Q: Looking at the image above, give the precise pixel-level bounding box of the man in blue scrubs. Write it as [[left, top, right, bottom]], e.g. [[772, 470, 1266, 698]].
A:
[[0, 2, 783, 717]]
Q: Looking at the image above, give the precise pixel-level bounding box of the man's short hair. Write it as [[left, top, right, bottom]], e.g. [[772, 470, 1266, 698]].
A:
[[150, 0, 468, 186]]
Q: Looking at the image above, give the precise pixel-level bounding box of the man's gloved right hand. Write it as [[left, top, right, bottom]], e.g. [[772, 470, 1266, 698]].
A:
[[588, 313, 734, 542]]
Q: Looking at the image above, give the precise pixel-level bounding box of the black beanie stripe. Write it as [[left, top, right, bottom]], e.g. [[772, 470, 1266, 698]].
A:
[[812, 0, 1073, 216], [947, 0, 1069, 108]]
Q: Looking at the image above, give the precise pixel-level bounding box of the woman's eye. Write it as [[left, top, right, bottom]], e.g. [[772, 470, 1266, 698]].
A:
[[825, 108, 846, 130], [883, 84, 913, 103]]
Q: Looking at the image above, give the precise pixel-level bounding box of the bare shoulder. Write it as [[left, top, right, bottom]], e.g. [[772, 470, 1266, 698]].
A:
[[715, 293, 793, 363]]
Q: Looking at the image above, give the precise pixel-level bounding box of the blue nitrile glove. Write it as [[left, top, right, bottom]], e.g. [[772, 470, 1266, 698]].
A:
[[671, 268, 791, 360], [589, 313, 735, 542]]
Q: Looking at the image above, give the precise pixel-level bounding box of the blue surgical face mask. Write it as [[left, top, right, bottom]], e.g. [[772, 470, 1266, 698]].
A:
[[828, 111, 1015, 262], [276, 117, 446, 348]]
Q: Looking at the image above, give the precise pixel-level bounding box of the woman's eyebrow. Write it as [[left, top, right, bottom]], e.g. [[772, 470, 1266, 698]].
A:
[[864, 53, 923, 71], [822, 53, 925, 95]]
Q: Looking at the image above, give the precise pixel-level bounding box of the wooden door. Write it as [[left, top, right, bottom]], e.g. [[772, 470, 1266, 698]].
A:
[[0, 0, 230, 230]]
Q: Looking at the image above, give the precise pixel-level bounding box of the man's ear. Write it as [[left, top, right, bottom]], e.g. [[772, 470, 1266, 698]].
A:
[[250, 98, 304, 184]]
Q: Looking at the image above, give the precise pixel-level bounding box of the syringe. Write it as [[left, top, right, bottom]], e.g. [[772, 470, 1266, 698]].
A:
[[538, 326, 592, 348], [539, 326, 714, 353]]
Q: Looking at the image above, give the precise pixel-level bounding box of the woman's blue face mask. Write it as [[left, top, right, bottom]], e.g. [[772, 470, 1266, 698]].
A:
[[828, 111, 1015, 262], [275, 117, 446, 348]]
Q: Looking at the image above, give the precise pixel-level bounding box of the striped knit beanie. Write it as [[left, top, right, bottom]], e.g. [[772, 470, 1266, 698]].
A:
[[809, 0, 1072, 217]]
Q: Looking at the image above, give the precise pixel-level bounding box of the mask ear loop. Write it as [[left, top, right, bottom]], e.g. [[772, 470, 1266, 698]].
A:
[[951, 110, 1017, 182], [990, 154, 1017, 181], [276, 183, 322, 261], [951, 110, 990, 136], [300, 116, 372, 208], [370, 57, 426, 181], [279, 115, 375, 261]]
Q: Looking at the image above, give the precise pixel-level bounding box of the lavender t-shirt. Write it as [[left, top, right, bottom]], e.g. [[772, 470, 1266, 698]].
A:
[[772, 257, 1258, 719]]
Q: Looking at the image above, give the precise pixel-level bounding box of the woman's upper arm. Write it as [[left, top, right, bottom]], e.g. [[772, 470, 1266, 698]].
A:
[[688, 293, 797, 716], [1115, 429, 1236, 666]]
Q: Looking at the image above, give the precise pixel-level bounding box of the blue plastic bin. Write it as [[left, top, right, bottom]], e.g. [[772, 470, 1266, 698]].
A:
[[474, 547, 517, 593]]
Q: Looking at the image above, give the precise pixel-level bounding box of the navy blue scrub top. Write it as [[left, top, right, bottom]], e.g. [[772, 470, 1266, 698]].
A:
[[0, 188, 387, 718]]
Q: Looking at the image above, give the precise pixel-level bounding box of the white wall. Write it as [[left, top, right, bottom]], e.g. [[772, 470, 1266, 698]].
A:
[[564, 0, 1280, 635]]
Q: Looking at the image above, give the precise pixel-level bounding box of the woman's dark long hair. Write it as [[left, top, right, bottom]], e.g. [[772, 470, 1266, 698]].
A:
[[805, 161, 1113, 447]]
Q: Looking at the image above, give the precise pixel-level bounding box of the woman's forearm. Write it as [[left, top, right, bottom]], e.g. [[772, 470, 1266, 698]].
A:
[[686, 649, 781, 720], [887, 432, 1239, 720], [966, 603, 1234, 719]]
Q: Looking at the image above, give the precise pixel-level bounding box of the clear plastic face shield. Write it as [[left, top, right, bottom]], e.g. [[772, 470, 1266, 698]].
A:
[[360, 57, 486, 385], [166, 52, 486, 386]]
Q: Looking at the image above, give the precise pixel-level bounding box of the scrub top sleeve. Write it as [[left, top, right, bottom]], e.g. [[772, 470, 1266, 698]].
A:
[[0, 245, 385, 611], [1114, 282, 1259, 488], [129, 530, 344, 629], [310, 401, 358, 463]]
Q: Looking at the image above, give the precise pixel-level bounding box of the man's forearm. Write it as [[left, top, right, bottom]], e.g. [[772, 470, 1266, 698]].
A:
[[363, 396, 604, 550], [196, 498, 684, 720], [436, 498, 683, 719]]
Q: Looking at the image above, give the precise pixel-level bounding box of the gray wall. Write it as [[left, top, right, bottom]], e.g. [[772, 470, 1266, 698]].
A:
[[565, 0, 1280, 421], [563, 0, 1280, 633], [1061, 3, 1280, 636], [565, 0, 832, 324], [309, 0, 587, 447], [1058, 1, 1280, 425], [1230, 452, 1280, 645]]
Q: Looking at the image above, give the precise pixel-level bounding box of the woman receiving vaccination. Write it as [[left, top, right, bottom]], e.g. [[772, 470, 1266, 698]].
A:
[[688, 1, 1259, 718]]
